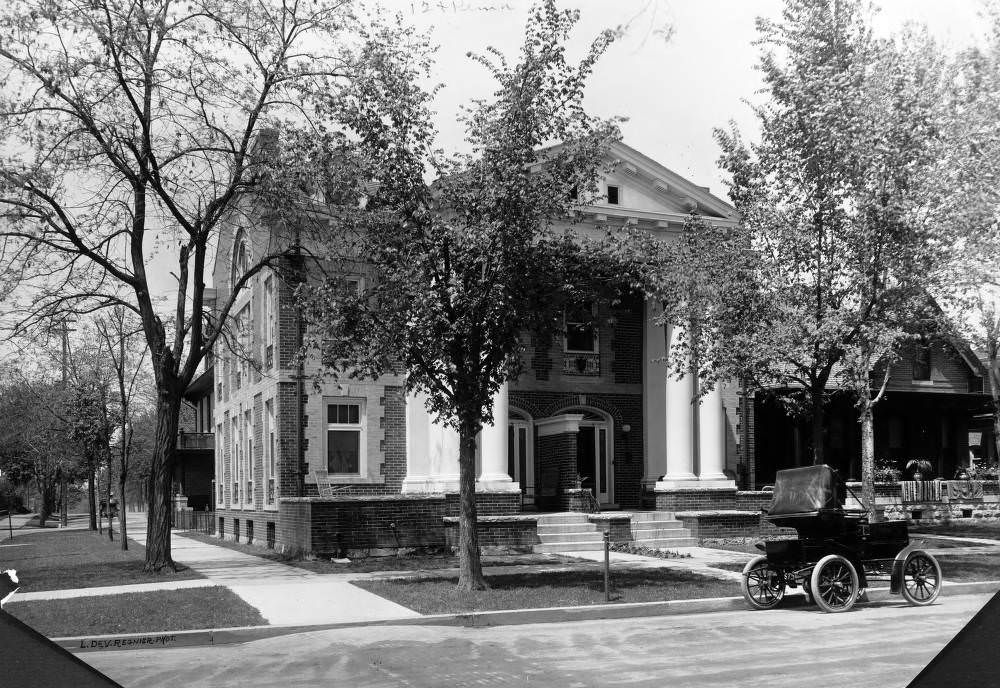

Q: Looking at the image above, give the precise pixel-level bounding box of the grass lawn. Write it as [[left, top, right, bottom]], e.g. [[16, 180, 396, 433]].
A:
[[934, 554, 1000, 583], [5, 586, 266, 636], [912, 522, 1000, 540], [352, 568, 738, 614], [0, 530, 202, 592], [178, 530, 584, 573]]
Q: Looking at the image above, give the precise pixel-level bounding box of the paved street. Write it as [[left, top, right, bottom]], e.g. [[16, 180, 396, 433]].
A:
[[82, 592, 991, 688]]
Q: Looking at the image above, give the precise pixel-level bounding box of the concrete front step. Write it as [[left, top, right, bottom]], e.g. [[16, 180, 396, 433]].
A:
[[533, 511, 696, 553], [536, 514, 591, 525], [534, 541, 607, 553], [631, 522, 685, 532], [633, 537, 699, 548]]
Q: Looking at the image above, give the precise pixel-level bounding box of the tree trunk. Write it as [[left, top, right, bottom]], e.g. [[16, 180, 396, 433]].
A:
[[456, 421, 486, 591], [106, 470, 113, 541], [96, 468, 102, 535], [144, 395, 180, 571], [989, 355, 1000, 469], [88, 465, 97, 531], [119, 474, 128, 551], [858, 384, 878, 522], [38, 478, 55, 527], [60, 476, 68, 527], [811, 388, 826, 465]]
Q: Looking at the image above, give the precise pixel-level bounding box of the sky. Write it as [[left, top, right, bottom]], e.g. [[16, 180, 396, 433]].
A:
[[15, 0, 994, 320], [143, 0, 989, 300], [393, 0, 987, 199]]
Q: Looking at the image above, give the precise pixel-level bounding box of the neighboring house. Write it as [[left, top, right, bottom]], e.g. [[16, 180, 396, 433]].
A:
[[174, 366, 215, 511], [751, 336, 994, 487]]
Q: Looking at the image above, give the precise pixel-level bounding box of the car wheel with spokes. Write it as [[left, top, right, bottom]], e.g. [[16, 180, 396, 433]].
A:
[[741, 555, 785, 610], [810, 554, 859, 613], [900, 550, 942, 606]]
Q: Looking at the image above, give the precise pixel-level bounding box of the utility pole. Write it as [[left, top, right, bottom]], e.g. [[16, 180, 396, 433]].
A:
[[59, 318, 76, 528]]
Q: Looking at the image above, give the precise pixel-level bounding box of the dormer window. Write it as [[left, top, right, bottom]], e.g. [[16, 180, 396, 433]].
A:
[[606, 185, 620, 205], [913, 339, 931, 381]]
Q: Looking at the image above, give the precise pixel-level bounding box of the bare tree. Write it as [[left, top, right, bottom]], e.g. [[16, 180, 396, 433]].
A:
[[0, 0, 410, 570]]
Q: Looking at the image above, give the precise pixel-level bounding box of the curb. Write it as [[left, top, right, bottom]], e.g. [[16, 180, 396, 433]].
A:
[[54, 580, 1000, 653]]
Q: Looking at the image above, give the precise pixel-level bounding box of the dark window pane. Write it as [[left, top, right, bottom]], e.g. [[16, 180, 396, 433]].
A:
[[913, 343, 931, 380], [349, 405, 359, 424], [328, 430, 359, 473], [566, 327, 596, 352], [518, 428, 527, 488], [607, 185, 619, 205], [507, 426, 515, 479], [598, 429, 607, 493]]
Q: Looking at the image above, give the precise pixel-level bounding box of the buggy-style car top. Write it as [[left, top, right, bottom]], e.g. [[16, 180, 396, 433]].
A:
[[740, 465, 942, 613]]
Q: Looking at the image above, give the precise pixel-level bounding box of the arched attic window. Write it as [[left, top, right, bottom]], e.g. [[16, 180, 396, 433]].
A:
[[231, 230, 250, 291]]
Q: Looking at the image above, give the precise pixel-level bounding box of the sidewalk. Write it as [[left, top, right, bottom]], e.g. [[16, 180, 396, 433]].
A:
[[127, 527, 419, 625]]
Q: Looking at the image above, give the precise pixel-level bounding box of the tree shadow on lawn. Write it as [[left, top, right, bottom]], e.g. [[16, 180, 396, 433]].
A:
[[0, 530, 200, 591], [356, 567, 737, 613]]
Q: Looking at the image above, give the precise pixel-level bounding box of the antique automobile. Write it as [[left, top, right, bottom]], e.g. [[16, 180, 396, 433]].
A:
[[741, 464, 942, 613]]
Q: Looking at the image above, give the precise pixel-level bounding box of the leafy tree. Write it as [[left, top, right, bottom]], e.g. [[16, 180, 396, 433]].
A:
[[0, 373, 80, 526], [714, 0, 950, 499], [930, 3, 1000, 467], [0, 0, 419, 570], [300, 1, 620, 590]]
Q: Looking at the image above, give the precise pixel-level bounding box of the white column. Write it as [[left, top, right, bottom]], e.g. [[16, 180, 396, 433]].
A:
[[698, 382, 735, 486], [402, 391, 431, 493], [658, 323, 697, 487], [643, 301, 668, 484], [478, 382, 520, 492], [402, 390, 460, 493], [428, 420, 461, 492]]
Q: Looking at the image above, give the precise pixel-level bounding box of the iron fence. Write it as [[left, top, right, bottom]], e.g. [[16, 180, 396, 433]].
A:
[[172, 508, 216, 535]]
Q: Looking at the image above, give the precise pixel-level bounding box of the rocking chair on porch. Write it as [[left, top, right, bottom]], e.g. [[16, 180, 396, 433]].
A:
[[311, 470, 338, 497]]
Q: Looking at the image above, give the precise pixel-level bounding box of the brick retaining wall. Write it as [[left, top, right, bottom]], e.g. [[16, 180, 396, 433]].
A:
[[273, 492, 521, 556], [443, 515, 539, 553]]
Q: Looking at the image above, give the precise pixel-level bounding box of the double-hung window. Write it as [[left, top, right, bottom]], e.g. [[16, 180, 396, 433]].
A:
[[326, 401, 364, 475], [264, 399, 276, 505], [913, 339, 932, 381], [263, 276, 275, 369]]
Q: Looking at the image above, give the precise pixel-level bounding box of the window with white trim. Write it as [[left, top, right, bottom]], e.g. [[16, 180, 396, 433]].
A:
[[265, 399, 276, 505], [231, 416, 239, 504], [263, 276, 275, 369], [244, 410, 253, 508], [565, 302, 598, 353], [231, 231, 249, 290], [216, 423, 224, 505], [325, 401, 365, 475]]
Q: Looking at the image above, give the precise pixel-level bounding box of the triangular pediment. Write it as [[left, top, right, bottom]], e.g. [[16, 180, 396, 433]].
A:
[[590, 141, 736, 223]]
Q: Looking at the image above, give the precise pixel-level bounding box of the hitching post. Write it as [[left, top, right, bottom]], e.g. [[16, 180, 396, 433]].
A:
[[603, 530, 611, 603]]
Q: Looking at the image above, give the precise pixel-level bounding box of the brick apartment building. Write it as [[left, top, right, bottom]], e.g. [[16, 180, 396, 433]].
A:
[[191, 140, 993, 555]]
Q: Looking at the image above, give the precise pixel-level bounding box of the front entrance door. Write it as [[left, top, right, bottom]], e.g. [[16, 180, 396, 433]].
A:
[[576, 423, 611, 504], [508, 421, 534, 505]]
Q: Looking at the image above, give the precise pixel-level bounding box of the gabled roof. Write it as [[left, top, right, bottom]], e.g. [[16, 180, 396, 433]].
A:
[[600, 141, 736, 221]]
